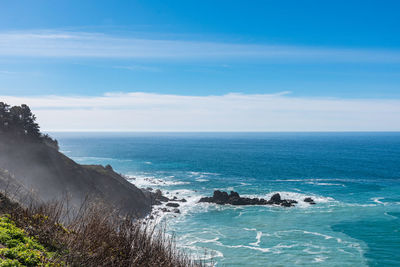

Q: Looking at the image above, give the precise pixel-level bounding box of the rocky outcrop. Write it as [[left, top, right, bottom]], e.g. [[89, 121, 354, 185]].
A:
[[199, 190, 268, 205], [303, 197, 316, 205], [268, 193, 298, 207], [166, 202, 180, 208], [199, 190, 315, 207]]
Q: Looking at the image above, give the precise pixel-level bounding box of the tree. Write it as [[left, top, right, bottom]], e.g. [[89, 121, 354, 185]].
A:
[[9, 106, 24, 137], [0, 102, 56, 148], [20, 104, 40, 138], [0, 103, 40, 139], [0, 102, 10, 133]]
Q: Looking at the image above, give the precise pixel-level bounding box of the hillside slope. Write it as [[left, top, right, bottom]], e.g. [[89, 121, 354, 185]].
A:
[[0, 138, 152, 216]]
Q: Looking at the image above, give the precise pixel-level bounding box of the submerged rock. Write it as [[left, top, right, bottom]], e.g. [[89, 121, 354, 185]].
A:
[[199, 190, 299, 207]]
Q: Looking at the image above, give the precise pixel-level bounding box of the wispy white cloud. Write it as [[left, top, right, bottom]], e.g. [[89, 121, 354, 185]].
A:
[[112, 65, 161, 72], [1, 92, 399, 131], [0, 70, 18, 75], [1, 31, 400, 62]]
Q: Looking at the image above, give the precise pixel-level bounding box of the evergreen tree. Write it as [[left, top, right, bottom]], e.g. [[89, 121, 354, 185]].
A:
[[0, 103, 40, 139], [0, 102, 56, 147], [9, 105, 24, 137], [0, 102, 10, 133], [21, 104, 40, 138]]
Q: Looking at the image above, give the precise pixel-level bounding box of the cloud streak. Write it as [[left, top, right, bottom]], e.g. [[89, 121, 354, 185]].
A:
[[1, 31, 400, 63], [1, 92, 399, 131]]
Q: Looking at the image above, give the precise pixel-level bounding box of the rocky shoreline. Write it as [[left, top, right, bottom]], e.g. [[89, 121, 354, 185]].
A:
[[142, 188, 188, 216]]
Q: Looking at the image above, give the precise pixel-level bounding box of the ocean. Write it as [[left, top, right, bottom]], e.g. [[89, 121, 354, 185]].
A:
[[51, 132, 400, 266]]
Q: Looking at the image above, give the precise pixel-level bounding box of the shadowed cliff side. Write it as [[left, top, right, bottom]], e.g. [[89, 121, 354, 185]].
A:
[[0, 102, 152, 217]]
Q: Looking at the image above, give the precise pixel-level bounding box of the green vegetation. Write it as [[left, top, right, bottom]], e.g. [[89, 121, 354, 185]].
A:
[[0, 102, 58, 149], [0, 101, 202, 266], [0, 215, 60, 266], [0, 192, 202, 267]]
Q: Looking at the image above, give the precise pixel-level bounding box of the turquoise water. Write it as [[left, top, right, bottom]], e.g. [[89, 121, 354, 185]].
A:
[[52, 132, 400, 266]]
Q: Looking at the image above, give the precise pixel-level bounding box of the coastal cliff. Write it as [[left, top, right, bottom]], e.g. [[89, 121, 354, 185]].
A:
[[0, 102, 152, 217], [0, 102, 201, 266]]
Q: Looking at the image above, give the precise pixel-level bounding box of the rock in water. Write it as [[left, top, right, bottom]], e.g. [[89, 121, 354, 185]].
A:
[[304, 197, 316, 205], [154, 189, 169, 202], [166, 202, 180, 208], [199, 190, 300, 207], [172, 208, 180, 214], [269, 193, 281, 203], [230, 191, 240, 198], [213, 190, 229, 203]]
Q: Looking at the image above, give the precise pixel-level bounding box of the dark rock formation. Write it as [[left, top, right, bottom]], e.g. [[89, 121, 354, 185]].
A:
[[267, 193, 298, 206], [304, 197, 316, 205], [154, 189, 169, 202], [166, 202, 180, 208], [172, 208, 180, 214], [199, 190, 299, 207], [172, 196, 187, 202], [269, 193, 281, 203]]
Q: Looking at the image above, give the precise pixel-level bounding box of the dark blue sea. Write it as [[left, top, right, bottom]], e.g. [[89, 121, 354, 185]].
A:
[[51, 132, 400, 266]]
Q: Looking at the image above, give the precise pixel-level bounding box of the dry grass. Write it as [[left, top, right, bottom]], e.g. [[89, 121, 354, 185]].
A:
[[0, 192, 204, 267]]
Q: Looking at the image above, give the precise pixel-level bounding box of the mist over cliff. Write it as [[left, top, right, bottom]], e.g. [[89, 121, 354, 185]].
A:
[[0, 102, 152, 217]]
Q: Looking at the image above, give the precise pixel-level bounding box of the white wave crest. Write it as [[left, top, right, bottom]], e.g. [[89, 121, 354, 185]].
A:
[[195, 178, 209, 182], [371, 197, 387, 205], [223, 244, 271, 253], [306, 182, 346, 187], [127, 174, 190, 188], [249, 231, 263, 246], [314, 256, 328, 262]]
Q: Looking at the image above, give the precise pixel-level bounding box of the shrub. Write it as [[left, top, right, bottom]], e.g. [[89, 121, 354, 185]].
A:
[[0, 215, 60, 266], [0, 194, 203, 267]]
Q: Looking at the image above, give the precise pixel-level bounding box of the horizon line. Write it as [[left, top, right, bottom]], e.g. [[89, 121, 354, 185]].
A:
[[45, 130, 400, 133]]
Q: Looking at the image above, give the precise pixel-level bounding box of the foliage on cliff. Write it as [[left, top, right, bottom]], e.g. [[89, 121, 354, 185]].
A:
[[0, 102, 58, 150], [0, 101, 151, 217], [0, 184, 201, 267]]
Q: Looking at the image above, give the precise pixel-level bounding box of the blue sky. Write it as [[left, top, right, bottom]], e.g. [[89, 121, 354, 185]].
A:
[[1, 0, 399, 131]]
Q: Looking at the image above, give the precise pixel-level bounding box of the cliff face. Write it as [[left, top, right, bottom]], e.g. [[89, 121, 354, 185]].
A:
[[0, 137, 152, 217]]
